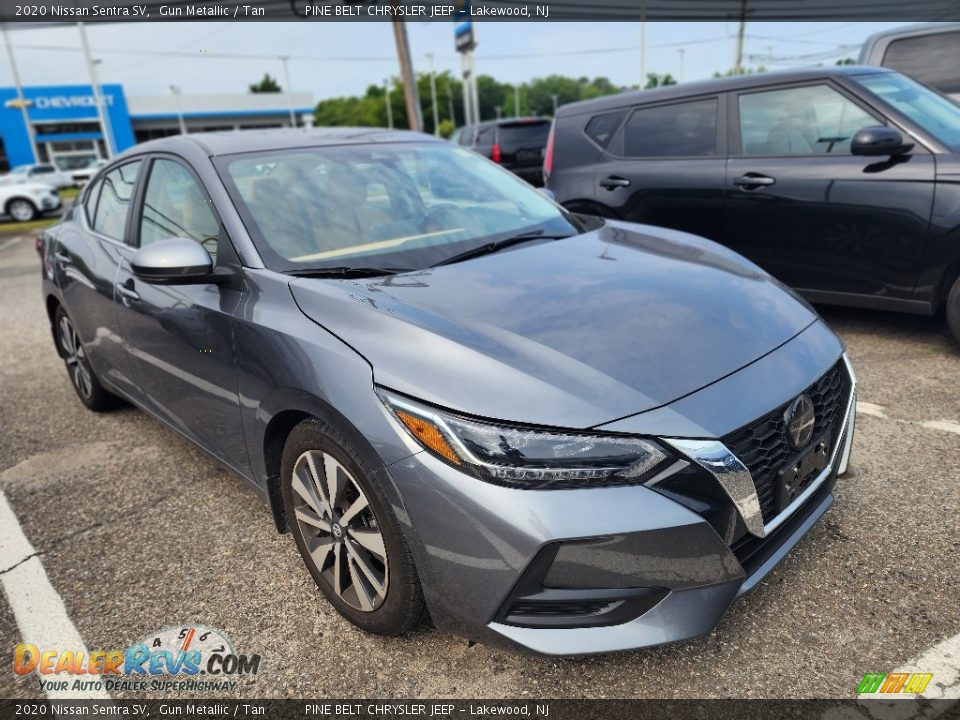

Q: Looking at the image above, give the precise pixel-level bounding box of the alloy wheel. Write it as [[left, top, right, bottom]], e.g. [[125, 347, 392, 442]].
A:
[[291, 450, 388, 612], [59, 316, 93, 399], [9, 200, 35, 222]]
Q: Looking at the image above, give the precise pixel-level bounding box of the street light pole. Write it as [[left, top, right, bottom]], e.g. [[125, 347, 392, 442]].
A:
[[1, 23, 39, 164], [279, 55, 297, 127], [170, 85, 187, 135], [384, 78, 394, 130], [551, 94, 559, 115], [78, 23, 114, 158], [514, 85, 520, 117], [677, 48, 686, 82], [426, 52, 439, 136]]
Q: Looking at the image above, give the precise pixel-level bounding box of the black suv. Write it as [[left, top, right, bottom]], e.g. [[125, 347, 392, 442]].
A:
[[453, 117, 550, 185], [545, 66, 960, 342]]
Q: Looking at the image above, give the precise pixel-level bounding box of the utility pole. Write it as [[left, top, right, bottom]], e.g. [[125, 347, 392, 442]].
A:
[[677, 48, 685, 82], [279, 55, 297, 127], [391, 16, 422, 131], [638, 0, 646, 88], [170, 85, 187, 135], [78, 23, 115, 158], [1, 23, 39, 164], [735, 0, 747, 75], [514, 85, 520, 117], [426, 52, 439, 135], [384, 78, 394, 129]]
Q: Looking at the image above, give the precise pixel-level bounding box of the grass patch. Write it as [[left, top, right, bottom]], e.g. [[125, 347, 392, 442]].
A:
[[0, 216, 59, 235], [60, 187, 80, 200]]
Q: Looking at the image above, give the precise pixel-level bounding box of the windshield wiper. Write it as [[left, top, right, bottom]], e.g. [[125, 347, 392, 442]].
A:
[[285, 266, 408, 279], [431, 229, 572, 268]]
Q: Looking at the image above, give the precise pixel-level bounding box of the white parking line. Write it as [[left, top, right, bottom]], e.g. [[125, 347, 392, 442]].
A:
[[856, 401, 888, 419], [920, 420, 960, 436], [0, 489, 111, 700], [0, 236, 24, 252]]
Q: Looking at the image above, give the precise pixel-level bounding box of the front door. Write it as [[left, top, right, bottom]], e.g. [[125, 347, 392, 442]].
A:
[[725, 82, 935, 301], [114, 155, 249, 472]]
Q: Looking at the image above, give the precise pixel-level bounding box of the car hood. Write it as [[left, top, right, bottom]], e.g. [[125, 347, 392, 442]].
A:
[[289, 221, 818, 428]]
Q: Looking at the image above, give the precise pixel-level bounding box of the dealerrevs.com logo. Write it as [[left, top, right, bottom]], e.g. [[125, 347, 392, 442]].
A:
[[13, 625, 260, 693], [857, 672, 934, 695]]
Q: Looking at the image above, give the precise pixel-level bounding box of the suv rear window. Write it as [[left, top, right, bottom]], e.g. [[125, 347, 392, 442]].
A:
[[883, 31, 960, 95], [622, 98, 718, 158], [584, 111, 626, 148], [497, 121, 550, 151]]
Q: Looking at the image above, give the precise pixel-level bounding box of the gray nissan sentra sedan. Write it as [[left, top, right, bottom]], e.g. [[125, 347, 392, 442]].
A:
[[39, 129, 856, 655]]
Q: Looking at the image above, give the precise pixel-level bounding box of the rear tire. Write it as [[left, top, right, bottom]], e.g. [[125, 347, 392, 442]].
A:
[[6, 198, 37, 222], [281, 417, 425, 635], [947, 275, 960, 345], [54, 306, 121, 411]]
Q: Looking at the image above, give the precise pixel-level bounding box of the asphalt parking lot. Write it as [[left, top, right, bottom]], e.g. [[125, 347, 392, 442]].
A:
[[1, 231, 958, 700]]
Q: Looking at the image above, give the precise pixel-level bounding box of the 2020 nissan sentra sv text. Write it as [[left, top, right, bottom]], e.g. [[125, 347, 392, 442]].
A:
[[40, 129, 856, 655]]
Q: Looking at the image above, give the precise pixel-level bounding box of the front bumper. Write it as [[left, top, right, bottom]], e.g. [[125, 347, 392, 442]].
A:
[[383, 343, 855, 655]]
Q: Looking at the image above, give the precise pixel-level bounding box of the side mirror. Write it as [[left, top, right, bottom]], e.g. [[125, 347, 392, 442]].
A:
[[851, 126, 914, 157], [130, 238, 213, 284]]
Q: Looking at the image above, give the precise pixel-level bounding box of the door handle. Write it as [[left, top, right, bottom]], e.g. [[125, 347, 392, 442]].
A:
[[116, 283, 140, 302], [599, 176, 631, 190], [54, 252, 71, 265], [733, 173, 776, 189]]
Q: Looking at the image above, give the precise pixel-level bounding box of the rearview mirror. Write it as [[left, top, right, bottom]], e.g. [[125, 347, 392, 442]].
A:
[[130, 238, 213, 284], [850, 126, 914, 157]]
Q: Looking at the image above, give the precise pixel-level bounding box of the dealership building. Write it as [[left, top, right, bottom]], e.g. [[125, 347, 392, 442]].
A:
[[0, 83, 315, 171]]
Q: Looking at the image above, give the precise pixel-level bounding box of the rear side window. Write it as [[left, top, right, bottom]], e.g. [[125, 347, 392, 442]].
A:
[[84, 178, 103, 225], [584, 111, 626, 148], [93, 161, 141, 241], [475, 125, 495, 149], [622, 99, 718, 157], [497, 121, 550, 151], [882, 32, 960, 95]]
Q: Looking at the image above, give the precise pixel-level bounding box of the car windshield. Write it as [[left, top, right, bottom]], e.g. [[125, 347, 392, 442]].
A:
[[855, 72, 960, 152], [217, 141, 578, 272]]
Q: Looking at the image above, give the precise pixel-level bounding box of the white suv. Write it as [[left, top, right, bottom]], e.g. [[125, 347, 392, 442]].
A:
[[0, 183, 61, 222], [0, 164, 72, 190]]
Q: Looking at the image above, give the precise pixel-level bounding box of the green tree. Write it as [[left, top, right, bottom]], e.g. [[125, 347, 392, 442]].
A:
[[644, 72, 677, 89], [835, 57, 856, 66], [249, 73, 282, 93]]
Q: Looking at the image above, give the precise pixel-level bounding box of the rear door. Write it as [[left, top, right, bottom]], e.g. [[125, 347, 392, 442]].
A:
[[724, 80, 935, 299], [592, 95, 728, 243], [113, 154, 249, 472], [496, 119, 550, 185], [54, 160, 143, 399]]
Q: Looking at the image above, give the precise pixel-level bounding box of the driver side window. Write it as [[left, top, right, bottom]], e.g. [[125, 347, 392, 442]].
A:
[[140, 158, 220, 260]]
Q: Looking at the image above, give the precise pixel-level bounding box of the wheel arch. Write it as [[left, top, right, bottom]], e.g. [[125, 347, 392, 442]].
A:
[[46, 295, 66, 358], [4, 195, 38, 216], [257, 388, 411, 536]]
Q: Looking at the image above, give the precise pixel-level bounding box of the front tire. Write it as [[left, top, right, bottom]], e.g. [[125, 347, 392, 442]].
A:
[[281, 417, 425, 635], [7, 198, 37, 222], [947, 275, 960, 345], [54, 307, 120, 411]]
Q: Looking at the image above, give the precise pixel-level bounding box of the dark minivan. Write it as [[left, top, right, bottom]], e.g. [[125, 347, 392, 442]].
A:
[[546, 66, 960, 342], [453, 117, 550, 185]]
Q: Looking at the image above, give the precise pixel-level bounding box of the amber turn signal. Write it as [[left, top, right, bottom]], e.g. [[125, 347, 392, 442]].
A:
[[394, 409, 462, 465]]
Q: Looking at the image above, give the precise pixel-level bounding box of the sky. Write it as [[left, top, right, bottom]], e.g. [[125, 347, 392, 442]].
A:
[[1, 21, 926, 101]]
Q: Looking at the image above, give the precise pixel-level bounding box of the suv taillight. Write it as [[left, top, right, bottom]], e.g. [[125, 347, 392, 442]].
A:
[[543, 121, 556, 181], [492, 143, 502, 163]]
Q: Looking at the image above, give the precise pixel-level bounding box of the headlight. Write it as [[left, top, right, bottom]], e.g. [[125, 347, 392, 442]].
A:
[[378, 389, 671, 489]]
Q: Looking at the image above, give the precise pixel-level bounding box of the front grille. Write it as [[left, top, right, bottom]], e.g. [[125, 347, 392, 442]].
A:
[[723, 360, 849, 524]]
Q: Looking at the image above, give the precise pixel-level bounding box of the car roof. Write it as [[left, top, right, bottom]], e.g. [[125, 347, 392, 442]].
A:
[[117, 127, 441, 159], [556, 65, 897, 117]]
